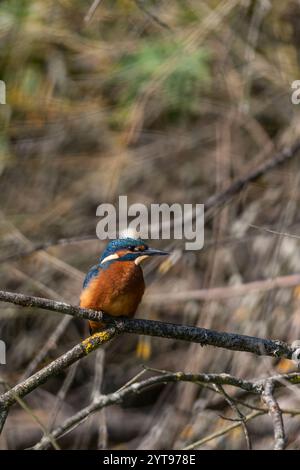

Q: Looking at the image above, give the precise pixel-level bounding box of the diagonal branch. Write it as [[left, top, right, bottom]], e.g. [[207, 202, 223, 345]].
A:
[[145, 273, 300, 304], [204, 140, 300, 212], [262, 380, 286, 450], [0, 234, 95, 264], [32, 371, 258, 450], [0, 290, 296, 359], [184, 410, 264, 450], [214, 384, 252, 450], [0, 327, 117, 432], [32, 371, 300, 450], [134, 0, 173, 31], [0, 289, 299, 436], [1, 141, 299, 264]]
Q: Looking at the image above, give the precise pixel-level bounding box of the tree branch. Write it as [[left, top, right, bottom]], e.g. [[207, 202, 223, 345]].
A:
[[1, 141, 299, 264], [32, 371, 300, 450], [145, 273, 300, 304], [215, 384, 252, 450], [184, 410, 263, 450], [204, 140, 300, 212], [0, 235, 95, 264], [262, 380, 286, 450], [134, 0, 173, 31], [0, 289, 299, 439], [0, 290, 296, 360], [32, 371, 258, 449], [0, 327, 117, 432]]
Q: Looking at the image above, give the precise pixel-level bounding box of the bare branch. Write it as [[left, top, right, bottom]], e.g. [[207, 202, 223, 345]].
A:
[[204, 140, 300, 212], [215, 384, 252, 450], [134, 0, 172, 31], [0, 407, 8, 433], [84, 0, 103, 23], [32, 371, 258, 449], [184, 410, 263, 450], [0, 289, 299, 441], [0, 234, 94, 264], [1, 141, 299, 265], [21, 316, 72, 380], [0, 327, 117, 432], [34, 370, 300, 450], [262, 380, 286, 450], [0, 290, 296, 360], [145, 273, 300, 304]]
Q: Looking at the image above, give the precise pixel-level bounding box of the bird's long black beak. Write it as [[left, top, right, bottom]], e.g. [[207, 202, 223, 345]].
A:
[[145, 248, 169, 257]]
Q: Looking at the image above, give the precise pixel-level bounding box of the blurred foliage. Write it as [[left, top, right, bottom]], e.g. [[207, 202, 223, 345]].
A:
[[111, 39, 210, 118]]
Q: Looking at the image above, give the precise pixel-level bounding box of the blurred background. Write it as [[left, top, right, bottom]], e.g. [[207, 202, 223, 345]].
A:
[[1, 0, 300, 450]]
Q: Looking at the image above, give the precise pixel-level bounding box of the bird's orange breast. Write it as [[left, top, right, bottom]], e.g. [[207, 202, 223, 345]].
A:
[[80, 261, 145, 318]]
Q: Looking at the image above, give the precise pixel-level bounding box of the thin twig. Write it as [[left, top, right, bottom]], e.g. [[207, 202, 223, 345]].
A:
[[21, 316, 72, 380], [0, 378, 60, 450], [0, 234, 95, 264], [215, 384, 252, 450], [204, 140, 300, 213], [0, 326, 117, 432], [84, 0, 103, 23], [0, 289, 299, 439], [32, 371, 258, 449], [91, 349, 107, 450], [1, 141, 299, 264], [134, 0, 172, 31], [183, 410, 263, 450], [262, 380, 286, 450], [32, 370, 300, 450], [48, 363, 79, 431], [145, 273, 300, 304], [249, 224, 300, 241]]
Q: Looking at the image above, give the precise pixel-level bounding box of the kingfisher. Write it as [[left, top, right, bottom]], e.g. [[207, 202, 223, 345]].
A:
[[80, 235, 168, 334]]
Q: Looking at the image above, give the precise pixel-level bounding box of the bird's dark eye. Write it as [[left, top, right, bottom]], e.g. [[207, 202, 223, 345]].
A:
[[135, 245, 147, 251], [128, 245, 147, 252]]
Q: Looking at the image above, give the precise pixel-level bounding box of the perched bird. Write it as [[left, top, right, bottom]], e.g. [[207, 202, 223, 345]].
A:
[[80, 236, 168, 334]]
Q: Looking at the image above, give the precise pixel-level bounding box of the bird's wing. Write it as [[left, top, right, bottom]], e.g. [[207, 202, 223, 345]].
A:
[[82, 265, 101, 289]]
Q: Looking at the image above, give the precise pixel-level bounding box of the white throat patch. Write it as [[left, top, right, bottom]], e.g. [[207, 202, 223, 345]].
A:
[[134, 255, 149, 265]]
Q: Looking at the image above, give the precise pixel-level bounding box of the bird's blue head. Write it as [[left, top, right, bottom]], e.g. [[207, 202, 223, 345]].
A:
[[99, 237, 168, 266]]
